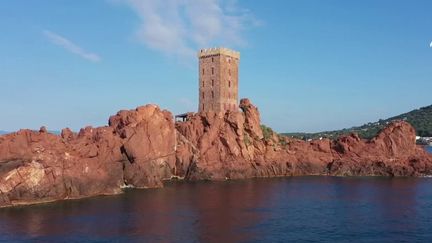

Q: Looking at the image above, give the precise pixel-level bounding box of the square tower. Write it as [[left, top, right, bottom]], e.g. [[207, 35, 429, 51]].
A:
[[198, 47, 240, 113]]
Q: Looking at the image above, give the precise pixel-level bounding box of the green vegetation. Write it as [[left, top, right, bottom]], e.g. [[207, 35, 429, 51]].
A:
[[283, 104, 432, 140], [261, 124, 274, 140], [278, 134, 288, 147], [243, 133, 251, 146]]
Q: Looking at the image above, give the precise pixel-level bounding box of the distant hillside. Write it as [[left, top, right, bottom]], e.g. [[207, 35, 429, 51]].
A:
[[284, 105, 432, 140]]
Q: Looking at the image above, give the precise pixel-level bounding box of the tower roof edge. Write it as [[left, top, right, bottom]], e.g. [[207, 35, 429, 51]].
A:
[[198, 47, 240, 59]]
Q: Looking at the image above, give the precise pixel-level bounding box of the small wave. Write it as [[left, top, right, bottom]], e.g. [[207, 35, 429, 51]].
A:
[[120, 184, 135, 189]]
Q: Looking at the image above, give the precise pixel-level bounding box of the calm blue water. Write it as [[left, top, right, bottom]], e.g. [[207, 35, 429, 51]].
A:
[[426, 146, 432, 153], [1, 176, 432, 242]]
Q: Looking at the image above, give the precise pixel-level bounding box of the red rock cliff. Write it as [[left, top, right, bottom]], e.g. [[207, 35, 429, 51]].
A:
[[175, 99, 432, 179], [0, 99, 431, 207]]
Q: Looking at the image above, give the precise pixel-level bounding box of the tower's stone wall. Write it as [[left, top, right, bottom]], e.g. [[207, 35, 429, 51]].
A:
[[198, 48, 240, 113]]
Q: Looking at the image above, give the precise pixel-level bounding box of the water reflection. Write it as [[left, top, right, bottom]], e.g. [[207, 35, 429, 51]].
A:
[[1, 177, 432, 242]]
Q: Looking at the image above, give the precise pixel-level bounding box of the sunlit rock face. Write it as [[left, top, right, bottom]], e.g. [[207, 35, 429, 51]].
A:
[[108, 104, 177, 188], [328, 121, 431, 176], [0, 99, 431, 207], [0, 105, 176, 207], [175, 99, 432, 180], [0, 127, 124, 207]]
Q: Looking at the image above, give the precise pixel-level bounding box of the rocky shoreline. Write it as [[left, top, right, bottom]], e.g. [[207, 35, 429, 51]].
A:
[[1, 99, 431, 207]]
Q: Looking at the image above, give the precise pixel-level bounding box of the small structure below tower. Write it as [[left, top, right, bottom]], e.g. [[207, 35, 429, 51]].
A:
[[198, 47, 240, 113]]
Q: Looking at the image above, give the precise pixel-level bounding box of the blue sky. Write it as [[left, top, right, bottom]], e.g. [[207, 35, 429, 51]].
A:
[[0, 0, 431, 133]]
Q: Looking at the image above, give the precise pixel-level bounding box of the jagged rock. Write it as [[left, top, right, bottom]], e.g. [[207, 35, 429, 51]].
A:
[[176, 100, 334, 179], [109, 104, 176, 188], [0, 128, 124, 207], [0, 99, 431, 207], [39, 126, 47, 133], [327, 121, 432, 176], [239, 98, 263, 140], [61, 127, 75, 141]]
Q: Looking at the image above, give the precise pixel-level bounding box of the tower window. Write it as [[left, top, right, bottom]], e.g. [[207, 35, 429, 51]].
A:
[[202, 91, 205, 99], [229, 80, 231, 88], [212, 91, 214, 99], [211, 79, 214, 86], [212, 57, 214, 62], [202, 68, 205, 75], [212, 67, 214, 75]]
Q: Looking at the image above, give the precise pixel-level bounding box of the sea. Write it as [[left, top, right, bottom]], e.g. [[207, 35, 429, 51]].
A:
[[0, 147, 431, 242]]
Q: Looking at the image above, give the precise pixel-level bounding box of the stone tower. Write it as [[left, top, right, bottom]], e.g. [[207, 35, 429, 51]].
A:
[[198, 47, 240, 113]]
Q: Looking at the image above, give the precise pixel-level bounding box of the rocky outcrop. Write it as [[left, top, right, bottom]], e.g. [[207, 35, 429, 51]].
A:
[[328, 121, 432, 176], [0, 127, 124, 207], [175, 99, 338, 179], [0, 99, 431, 207], [108, 105, 176, 188], [0, 105, 176, 207]]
